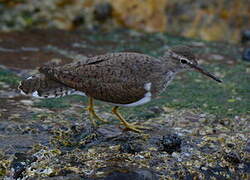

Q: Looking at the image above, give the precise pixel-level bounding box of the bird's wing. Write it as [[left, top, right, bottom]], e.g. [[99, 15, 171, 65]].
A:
[[48, 53, 162, 104], [55, 52, 160, 84]]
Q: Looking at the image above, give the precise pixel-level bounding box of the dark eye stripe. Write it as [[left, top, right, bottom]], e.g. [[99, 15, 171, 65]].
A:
[[180, 59, 188, 64], [171, 51, 192, 64]]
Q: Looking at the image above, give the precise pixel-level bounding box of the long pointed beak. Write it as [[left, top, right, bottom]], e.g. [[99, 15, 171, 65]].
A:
[[189, 63, 222, 83]]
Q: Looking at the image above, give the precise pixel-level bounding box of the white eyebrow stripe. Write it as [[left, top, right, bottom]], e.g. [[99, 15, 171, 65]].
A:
[[170, 51, 191, 63]]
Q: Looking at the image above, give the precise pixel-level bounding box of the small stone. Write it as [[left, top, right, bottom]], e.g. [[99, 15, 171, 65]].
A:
[[120, 141, 144, 154], [43, 173, 82, 180], [97, 125, 122, 139], [0, 82, 9, 88], [148, 106, 164, 114], [10, 153, 37, 179], [199, 113, 206, 118], [94, 167, 157, 180], [160, 134, 182, 154], [20, 100, 34, 106], [245, 139, 250, 153], [242, 48, 250, 62], [210, 54, 224, 61], [11, 161, 26, 179], [72, 15, 85, 27], [134, 169, 158, 180], [227, 143, 235, 148], [224, 152, 241, 164], [241, 30, 250, 44], [94, 2, 112, 22]]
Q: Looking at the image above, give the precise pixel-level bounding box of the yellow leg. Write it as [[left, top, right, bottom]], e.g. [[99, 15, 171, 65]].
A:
[[86, 97, 107, 126], [111, 106, 149, 133]]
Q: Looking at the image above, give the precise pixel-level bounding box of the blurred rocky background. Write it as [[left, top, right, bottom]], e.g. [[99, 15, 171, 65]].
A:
[[0, 0, 249, 43]]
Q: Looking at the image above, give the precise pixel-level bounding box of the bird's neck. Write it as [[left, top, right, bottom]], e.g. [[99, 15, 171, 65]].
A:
[[160, 56, 183, 74]]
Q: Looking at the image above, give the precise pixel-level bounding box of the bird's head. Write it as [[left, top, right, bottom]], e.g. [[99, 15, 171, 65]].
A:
[[163, 46, 222, 83]]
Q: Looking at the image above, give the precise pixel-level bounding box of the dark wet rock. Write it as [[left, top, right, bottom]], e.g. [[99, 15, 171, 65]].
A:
[[242, 161, 250, 173], [241, 30, 250, 44], [72, 15, 85, 27], [49, 121, 113, 151], [100, 169, 158, 180], [0, 134, 49, 155], [245, 139, 250, 153], [44, 174, 82, 180], [148, 106, 164, 114], [111, 132, 144, 147], [97, 125, 123, 139], [224, 152, 241, 164], [44, 169, 83, 180], [226, 143, 235, 148], [199, 143, 218, 154], [120, 140, 144, 154], [160, 134, 182, 154], [94, 2, 113, 22], [91, 167, 158, 180], [10, 152, 37, 179], [242, 48, 250, 61], [199, 165, 234, 180], [57, 168, 76, 176], [11, 161, 25, 179]]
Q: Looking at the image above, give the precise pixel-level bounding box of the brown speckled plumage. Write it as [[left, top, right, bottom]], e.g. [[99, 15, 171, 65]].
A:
[[19, 46, 222, 132], [39, 52, 168, 104]]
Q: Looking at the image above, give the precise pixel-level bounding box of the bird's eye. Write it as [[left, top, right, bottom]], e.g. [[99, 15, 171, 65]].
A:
[[180, 59, 188, 64]]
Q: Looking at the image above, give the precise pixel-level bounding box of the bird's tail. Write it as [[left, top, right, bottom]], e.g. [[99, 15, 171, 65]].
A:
[[18, 73, 85, 98]]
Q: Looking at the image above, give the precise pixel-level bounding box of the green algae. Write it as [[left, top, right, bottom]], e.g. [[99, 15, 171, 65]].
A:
[[0, 68, 20, 86], [164, 63, 250, 117], [34, 98, 71, 109]]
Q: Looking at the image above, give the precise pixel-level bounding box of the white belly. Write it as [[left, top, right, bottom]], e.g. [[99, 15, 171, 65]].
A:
[[109, 82, 152, 107], [110, 92, 152, 107]]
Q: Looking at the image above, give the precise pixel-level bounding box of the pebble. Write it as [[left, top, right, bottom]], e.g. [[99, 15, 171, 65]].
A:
[[120, 141, 144, 154], [93, 167, 157, 180], [242, 48, 250, 62], [10, 152, 37, 179], [224, 152, 241, 164], [241, 30, 250, 44], [160, 134, 182, 154], [0, 82, 9, 88], [97, 125, 123, 139], [72, 15, 85, 27], [245, 139, 250, 153], [209, 54, 224, 61], [148, 106, 164, 114], [0, 90, 18, 98], [20, 99, 34, 106], [94, 2, 112, 22]]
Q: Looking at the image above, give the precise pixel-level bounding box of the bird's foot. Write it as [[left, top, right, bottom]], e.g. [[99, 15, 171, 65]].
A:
[[86, 97, 108, 126], [86, 106, 108, 126], [112, 106, 150, 133], [122, 122, 150, 133]]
